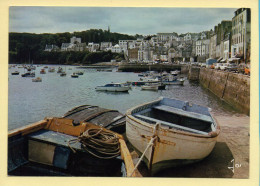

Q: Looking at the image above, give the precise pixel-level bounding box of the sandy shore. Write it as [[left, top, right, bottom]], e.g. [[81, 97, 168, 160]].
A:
[[130, 112, 250, 178]]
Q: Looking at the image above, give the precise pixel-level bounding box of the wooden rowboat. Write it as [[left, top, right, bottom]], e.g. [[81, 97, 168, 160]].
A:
[[63, 105, 126, 134], [8, 117, 137, 177], [126, 97, 220, 175]]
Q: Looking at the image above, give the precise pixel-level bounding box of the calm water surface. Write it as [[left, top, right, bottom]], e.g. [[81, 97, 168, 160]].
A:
[[8, 65, 237, 130]]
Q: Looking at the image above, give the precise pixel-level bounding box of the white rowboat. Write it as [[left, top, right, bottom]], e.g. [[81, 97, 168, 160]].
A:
[[126, 97, 220, 175]]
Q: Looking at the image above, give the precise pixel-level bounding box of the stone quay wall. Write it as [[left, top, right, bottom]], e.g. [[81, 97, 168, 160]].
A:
[[199, 68, 250, 115]]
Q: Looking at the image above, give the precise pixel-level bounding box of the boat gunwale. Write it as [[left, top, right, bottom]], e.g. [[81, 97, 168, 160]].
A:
[[126, 97, 220, 139], [8, 118, 137, 177]]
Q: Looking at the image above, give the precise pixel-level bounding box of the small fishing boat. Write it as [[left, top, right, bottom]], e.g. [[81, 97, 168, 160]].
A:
[[141, 83, 159, 91], [162, 77, 185, 85], [131, 78, 159, 86], [126, 97, 220, 175], [95, 83, 130, 92], [11, 71, 20, 75], [71, 73, 79, 78], [32, 77, 42, 82], [8, 117, 137, 177], [40, 69, 46, 74], [57, 67, 63, 73], [21, 72, 35, 77], [75, 71, 84, 75], [60, 72, 67, 76], [170, 70, 180, 76], [48, 67, 55, 72], [63, 105, 126, 134]]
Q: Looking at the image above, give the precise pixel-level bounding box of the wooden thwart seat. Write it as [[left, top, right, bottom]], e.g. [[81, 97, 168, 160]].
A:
[[154, 105, 213, 123], [134, 114, 209, 135]]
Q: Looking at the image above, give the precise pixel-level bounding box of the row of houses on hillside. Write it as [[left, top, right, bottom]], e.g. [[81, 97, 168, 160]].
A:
[[44, 8, 250, 64]]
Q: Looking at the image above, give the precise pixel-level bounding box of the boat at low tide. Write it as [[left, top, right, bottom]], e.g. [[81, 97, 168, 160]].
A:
[[141, 83, 159, 91], [95, 83, 130, 92], [32, 77, 42, 82], [21, 72, 35, 77], [8, 107, 137, 176], [126, 97, 220, 175], [11, 71, 20, 75]]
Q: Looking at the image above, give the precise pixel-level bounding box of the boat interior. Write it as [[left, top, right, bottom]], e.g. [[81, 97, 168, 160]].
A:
[[8, 119, 127, 176], [133, 99, 214, 135]]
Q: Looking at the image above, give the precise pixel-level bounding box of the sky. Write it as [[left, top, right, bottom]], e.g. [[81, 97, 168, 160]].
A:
[[9, 7, 237, 36]]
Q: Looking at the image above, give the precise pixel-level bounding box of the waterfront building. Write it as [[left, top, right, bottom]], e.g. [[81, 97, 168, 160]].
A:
[[87, 42, 100, 52], [70, 36, 81, 44], [209, 34, 217, 59], [111, 44, 122, 53], [184, 33, 191, 41], [100, 42, 112, 51], [128, 48, 139, 62], [157, 33, 178, 43], [44, 44, 59, 52], [61, 43, 74, 51], [231, 8, 251, 62], [196, 39, 210, 57]]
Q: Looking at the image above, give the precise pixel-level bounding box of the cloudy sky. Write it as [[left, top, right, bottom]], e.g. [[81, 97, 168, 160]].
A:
[[9, 7, 237, 35]]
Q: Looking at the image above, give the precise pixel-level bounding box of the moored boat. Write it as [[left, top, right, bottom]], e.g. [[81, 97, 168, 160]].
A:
[[95, 83, 130, 92], [141, 83, 159, 91], [162, 77, 185, 85], [126, 97, 220, 175], [40, 69, 46, 74], [71, 73, 79, 78], [8, 117, 137, 177], [60, 72, 67, 76], [32, 77, 42, 82], [21, 72, 35, 77], [11, 71, 20, 75], [63, 105, 126, 134]]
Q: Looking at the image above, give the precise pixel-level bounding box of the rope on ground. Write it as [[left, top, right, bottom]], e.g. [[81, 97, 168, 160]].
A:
[[68, 128, 121, 159]]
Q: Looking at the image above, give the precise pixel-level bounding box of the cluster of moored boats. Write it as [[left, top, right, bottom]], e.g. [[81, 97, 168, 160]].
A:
[[8, 97, 220, 177], [10, 65, 87, 81], [95, 70, 185, 92]]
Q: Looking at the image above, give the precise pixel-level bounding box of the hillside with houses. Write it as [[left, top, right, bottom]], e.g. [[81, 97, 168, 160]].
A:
[[9, 8, 250, 65]]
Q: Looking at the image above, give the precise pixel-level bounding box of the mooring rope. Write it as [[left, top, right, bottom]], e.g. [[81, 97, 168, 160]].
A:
[[129, 123, 160, 177], [68, 128, 121, 159]]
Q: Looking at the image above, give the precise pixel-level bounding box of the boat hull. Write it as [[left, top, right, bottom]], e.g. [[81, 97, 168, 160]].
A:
[[126, 116, 217, 174], [95, 86, 130, 92], [126, 98, 219, 175]]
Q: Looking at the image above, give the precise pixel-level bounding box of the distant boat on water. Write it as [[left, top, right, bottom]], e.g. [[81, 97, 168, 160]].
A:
[[32, 77, 42, 82], [71, 73, 79, 78], [11, 71, 20, 75], [21, 72, 35, 77], [95, 83, 130, 92]]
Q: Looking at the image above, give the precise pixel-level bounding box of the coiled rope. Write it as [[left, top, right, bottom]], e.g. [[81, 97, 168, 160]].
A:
[[68, 128, 120, 159]]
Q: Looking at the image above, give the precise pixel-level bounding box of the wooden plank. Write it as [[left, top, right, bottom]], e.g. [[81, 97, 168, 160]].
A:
[[8, 120, 48, 137], [119, 139, 137, 177], [154, 105, 213, 123], [135, 114, 209, 135]]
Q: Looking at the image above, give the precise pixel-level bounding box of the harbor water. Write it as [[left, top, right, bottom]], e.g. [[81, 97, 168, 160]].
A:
[[8, 65, 237, 131]]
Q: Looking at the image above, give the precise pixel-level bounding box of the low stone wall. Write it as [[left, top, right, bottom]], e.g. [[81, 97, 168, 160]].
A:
[[199, 68, 250, 115], [188, 66, 200, 81], [118, 64, 183, 72]]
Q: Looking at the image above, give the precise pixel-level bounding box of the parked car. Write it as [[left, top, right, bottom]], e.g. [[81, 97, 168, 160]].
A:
[[226, 63, 238, 72]]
